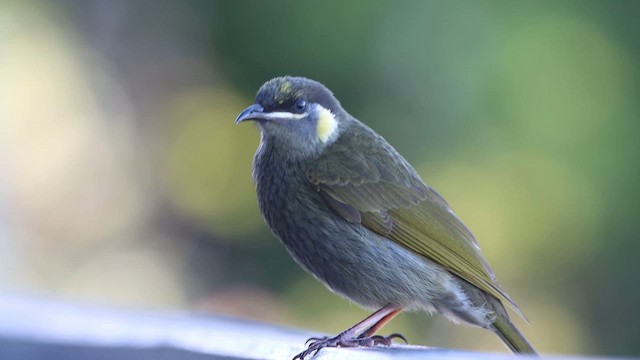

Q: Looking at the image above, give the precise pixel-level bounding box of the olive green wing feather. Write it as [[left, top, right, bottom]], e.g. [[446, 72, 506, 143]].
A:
[[308, 124, 524, 318]]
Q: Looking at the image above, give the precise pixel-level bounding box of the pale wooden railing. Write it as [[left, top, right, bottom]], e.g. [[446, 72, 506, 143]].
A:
[[0, 294, 623, 360]]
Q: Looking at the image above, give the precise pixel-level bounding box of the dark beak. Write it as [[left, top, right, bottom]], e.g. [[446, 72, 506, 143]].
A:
[[235, 104, 265, 124]]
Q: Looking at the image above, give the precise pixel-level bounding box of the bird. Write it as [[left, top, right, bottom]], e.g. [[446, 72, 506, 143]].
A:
[[235, 76, 536, 359]]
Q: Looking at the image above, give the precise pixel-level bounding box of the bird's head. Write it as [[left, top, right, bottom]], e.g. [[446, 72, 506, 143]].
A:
[[236, 76, 346, 158]]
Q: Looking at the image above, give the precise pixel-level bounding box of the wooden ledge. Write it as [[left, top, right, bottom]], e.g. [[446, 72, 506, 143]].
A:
[[0, 294, 623, 360]]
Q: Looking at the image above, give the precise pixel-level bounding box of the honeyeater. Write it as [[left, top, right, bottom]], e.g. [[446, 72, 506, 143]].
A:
[[235, 76, 536, 359]]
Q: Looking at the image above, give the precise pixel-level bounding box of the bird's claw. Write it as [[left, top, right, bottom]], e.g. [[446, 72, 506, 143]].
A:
[[362, 333, 408, 346], [294, 332, 408, 360], [304, 336, 329, 346]]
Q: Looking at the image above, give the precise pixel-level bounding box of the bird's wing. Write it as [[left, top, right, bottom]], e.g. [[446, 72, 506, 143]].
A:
[[307, 125, 524, 318]]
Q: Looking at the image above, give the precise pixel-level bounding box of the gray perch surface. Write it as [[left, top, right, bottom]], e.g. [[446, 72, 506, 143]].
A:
[[0, 294, 625, 360]]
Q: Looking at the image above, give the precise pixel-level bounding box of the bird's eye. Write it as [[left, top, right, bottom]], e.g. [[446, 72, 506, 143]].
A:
[[295, 99, 307, 112]]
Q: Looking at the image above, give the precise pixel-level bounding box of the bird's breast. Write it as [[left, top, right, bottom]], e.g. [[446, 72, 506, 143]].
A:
[[253, 142, 365, 282]]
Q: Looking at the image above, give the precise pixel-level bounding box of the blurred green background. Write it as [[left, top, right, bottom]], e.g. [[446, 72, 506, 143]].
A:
[[1, 0, 639, 356]]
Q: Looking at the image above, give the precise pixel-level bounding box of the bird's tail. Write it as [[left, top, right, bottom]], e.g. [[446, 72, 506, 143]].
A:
[[492, 315, 537, 355]]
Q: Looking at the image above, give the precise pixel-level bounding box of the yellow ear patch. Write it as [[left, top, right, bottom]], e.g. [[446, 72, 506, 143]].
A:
[[316, 106, 338, 143]]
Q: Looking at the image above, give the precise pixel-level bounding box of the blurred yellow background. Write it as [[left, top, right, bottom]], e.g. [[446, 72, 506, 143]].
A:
[[1, 0, 639, 356]]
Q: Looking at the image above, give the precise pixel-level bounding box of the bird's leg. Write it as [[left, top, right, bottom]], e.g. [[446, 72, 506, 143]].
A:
[[294, 304, 405, 360], [357, 307, 407, 345]]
